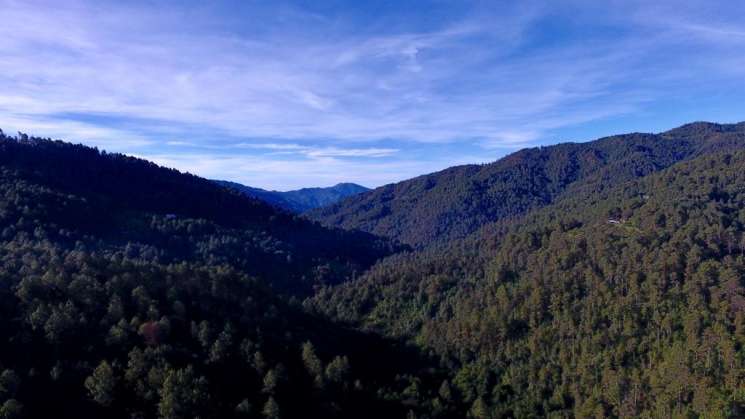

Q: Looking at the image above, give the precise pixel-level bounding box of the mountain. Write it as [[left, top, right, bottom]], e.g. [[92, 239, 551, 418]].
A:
[[309, 121, 745, 248], [0, 135, 397, 297], [3, 123, 745, 418], [214, 180, 298, 211], [309, 150, 745, 417], [280, 183, 369, 212], [216, 181, 369, 213], [0, 132, 440, 418]]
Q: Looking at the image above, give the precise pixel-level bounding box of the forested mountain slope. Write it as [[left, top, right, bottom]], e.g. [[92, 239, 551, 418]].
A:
[[0, 133, 397, 296], [216, 180, 368, 213], [4, 126, 745, 419], [309, 122, 745, 248], [309, 151, 745, 417], [0, 133, 444, 419]]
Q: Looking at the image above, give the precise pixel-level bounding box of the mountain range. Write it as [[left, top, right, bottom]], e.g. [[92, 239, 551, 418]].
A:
[[1, 122, 744, 418], [215, 181, 368, 213], [309, 122, 745, 248], [0, 132, 417, 418]]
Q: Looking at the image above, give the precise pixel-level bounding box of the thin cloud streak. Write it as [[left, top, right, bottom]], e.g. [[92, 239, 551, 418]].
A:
[[161, 141, 399, 158], [1, 0, 744, 188], [142, 152, 487, 191]]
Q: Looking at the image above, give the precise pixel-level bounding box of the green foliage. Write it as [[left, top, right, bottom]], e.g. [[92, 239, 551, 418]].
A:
[[0, 133, 399, 297], [84, 361, 117, 407], [262, 396, 281, 419], [325, 356, 350, 384], [311, 150, 745, 417], [262, 366, 285, 395], [0, 133, 436, 418], [157, 366, 210, 419], [5, 125, 745, 418], [310, 122, 745, 248], [301, 341, 324, 388]]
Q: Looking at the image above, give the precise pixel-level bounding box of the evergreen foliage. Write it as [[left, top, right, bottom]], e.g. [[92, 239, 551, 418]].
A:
[[309, 122, 745, 248], [310, 151, 745, 417], [0, 132, 431, 418], [2, 124, 745, 417]]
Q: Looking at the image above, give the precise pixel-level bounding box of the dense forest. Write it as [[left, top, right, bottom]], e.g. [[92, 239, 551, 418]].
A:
[[0, 133, 398, 297], [0, 132, 439, 418], [309, 122, 745, 248], [1, 124, 745, 418], [310, 150, 745, 417]]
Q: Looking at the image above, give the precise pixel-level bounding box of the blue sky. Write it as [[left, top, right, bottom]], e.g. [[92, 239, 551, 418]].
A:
[[1, 0, 745, 190]]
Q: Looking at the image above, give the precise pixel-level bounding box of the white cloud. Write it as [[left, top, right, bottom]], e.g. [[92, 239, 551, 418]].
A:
[[0, 0, 646, 146], [240, 143, 310, 151], [0, 113, 152, 150], [304, 147, 398, 158], [0, 0, 744, 188], [157, 141, 398, 158], [140, 151, 484, 191]]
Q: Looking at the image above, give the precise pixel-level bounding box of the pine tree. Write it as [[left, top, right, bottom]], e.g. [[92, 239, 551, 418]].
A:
[[301, 341, 324, 387], [262, 396, 281, 419], [84, 360, 116, 407]]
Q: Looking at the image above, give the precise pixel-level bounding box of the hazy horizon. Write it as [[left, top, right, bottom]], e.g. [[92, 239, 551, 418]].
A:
[[4, 118, 744, 192], [2, 0, 745, 189]]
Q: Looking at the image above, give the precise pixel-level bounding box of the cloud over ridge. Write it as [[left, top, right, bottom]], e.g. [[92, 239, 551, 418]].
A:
[[1, 0, 744, 189]]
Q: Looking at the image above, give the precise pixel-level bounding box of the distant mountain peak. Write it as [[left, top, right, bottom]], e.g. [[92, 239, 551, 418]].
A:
[[334, 182, 367, 188], [216, 180, 369, 212]]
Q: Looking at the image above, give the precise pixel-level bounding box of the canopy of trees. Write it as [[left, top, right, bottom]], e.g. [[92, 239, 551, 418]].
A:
[[310, 151, 745, 417], [2, 124, 745, 418], [309, 122, 745, 248], [0, 133, 429, 418]]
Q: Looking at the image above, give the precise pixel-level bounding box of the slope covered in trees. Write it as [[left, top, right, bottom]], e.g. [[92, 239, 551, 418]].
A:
[[0, 133, 398, 296], [3, 125, 745, 418], [309, 122, 745, 248], [0, 132, 448, 419], [309, 151, 745, 417], [216, 181, 368, 213]]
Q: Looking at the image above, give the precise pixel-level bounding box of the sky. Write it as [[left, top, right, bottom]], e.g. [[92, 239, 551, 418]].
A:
[[1, 0, 745, 190]]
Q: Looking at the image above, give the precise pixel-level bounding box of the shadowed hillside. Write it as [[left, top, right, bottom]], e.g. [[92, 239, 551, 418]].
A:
[[309, 122, 745, 248], [3, 125, 745, 418], [0, 132, 444, 419], [0, 132, 398, 296]]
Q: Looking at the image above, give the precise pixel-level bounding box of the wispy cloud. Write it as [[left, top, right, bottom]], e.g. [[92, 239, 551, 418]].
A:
[[162, 141, 398, 159], [305, 147, 398, 158], [1, 0, 744, 188], [141, 151, 485, 191]]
